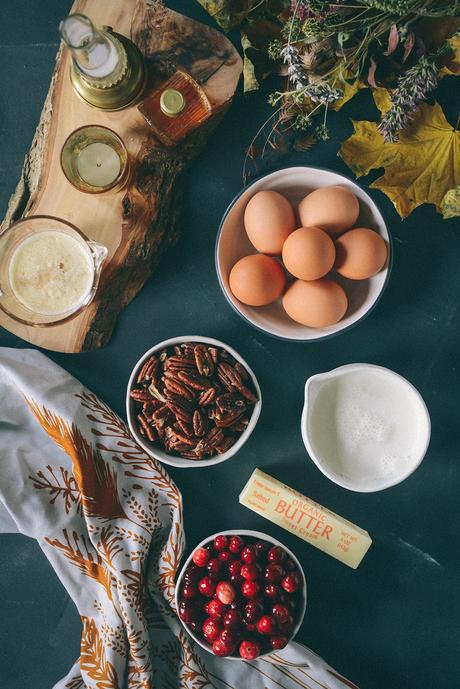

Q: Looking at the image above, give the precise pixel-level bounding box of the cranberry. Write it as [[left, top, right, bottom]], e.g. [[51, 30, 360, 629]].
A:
[[239, 639, 261, 660], [218, 550, 233, 564], [264, 584, 281, 600], [207, 598, 227, 619], [229, 560, 242, 576], [264, 564, 285, 583], [203, 617, 221, 641], [182, 584, 197, 600], [277, 614, 294, 635], [245, 622, 257, 632], [240, 563, 260, 581], [240, 545, 257, 564], [228, 535, 244, 553], [216, 581, 236, 604], [213, 630, 237, 656], [198, 576, 216, 598], [183, 566, 202, 585], [254, 540, 270, 558], [267, 546, 287, 564], [193, 547, 210, 568], [244, 600, 263, 624], [223, 609, 242, 630], [281, 573, 301, 593], [272, 603, 290, 622], [207, 558, 222, 576], [178, 600, 197, 625], [270, 635, 288, 650], [257, 614, 277, 635], [214, 535, 228, 552], [212, 638, 229, 656], [241, 580, 260, 598]]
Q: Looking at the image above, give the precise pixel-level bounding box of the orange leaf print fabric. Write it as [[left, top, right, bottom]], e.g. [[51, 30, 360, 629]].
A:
[[0, 348, 358, 689]]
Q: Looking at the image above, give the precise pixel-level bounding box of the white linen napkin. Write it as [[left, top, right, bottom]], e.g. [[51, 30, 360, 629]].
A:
[[0, 347, 358, 689]]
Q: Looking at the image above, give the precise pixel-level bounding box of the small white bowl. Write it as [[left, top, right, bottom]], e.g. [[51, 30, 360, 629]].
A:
[[175, 529, 307, 659], [126, 336, 262, 468], [301, 363, 431, 492], [216, 166, 392, 342]]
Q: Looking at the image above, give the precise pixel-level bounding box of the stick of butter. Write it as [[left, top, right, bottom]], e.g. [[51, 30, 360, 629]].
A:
[[239, 468, 372, 569]]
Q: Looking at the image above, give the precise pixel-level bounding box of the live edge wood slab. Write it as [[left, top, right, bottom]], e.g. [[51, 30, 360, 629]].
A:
[[0, 0, 242, 353]]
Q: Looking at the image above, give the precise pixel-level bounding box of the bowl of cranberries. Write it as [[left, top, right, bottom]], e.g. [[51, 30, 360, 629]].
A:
[[175, 530, 307, 660]]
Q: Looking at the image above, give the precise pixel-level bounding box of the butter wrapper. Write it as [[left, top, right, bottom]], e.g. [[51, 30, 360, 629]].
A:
[[239, 468, 372, 569]]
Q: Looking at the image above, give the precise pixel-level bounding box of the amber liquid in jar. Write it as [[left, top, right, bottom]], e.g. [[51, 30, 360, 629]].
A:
[[138, 70, 213, 146]]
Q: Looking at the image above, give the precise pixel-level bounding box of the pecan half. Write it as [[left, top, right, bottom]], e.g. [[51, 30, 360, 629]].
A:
[[235, 382, 258, 403], [194, 428, 224, 456], [130, 388, 153, 402], [137, 413, 156, 442], [234, 362, 249, 382], [208, 347, 219, 364], [176, 416, 195, 437], [216, 393, 246, 414], [216, 436, 235, 454], [163, 376, 195, 401], [177, 370, 211, 391], [194, 344, 214, 377], [217, 362, 242, 390], [193, 409, 207, 437], [153, 404, 174, 428], [213, 409, 244, 428], [231, 416, 249, 433], [137, 355, 159, 384], [164, 356, 196, 372], [198, 387, 216, 407]]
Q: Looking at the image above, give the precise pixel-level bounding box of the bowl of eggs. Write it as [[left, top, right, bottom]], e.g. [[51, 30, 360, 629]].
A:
[[215, 166, 391, 341]]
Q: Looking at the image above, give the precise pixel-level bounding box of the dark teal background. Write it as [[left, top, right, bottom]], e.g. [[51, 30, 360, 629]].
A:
[[0, 2, 459, 688]]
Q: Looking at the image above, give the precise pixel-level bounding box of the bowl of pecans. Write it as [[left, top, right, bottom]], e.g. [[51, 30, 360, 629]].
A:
[[126, 336, 262, 468]]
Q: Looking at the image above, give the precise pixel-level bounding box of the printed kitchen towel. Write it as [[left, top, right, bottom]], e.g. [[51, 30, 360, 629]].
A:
[[0, 347, 358, 689]]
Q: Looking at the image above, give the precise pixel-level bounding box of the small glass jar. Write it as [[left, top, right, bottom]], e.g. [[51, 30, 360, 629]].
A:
[[61, 125, 129, 194], [138, 70, 213, 147], [0, 216, 107, 327]]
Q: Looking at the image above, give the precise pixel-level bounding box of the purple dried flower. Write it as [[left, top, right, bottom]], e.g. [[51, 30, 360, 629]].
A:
[[378, 55, 438, 142]]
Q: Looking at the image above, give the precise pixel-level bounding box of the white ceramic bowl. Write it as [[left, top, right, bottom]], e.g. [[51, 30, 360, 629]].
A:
[[126, 336, 262, 468], [175, 529, 307, 659], [301, 363, 431, 492], [216, 166, 392, 341]]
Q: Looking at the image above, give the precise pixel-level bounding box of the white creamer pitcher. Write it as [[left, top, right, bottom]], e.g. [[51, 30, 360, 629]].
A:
[[301, 363, 431, 492]]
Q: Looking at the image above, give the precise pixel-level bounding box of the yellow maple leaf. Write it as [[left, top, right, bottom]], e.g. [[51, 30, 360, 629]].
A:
[[339, 87, 460, 218]]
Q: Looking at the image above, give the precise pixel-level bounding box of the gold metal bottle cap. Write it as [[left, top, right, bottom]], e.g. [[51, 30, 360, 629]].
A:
[[160, 88, 186, 117]]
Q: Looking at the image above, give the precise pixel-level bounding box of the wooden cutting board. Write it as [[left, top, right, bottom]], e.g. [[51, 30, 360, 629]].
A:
[[0, 0, 242, 352]]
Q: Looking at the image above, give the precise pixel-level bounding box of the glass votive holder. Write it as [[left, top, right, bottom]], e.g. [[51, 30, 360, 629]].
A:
[[61, 125, 129, 193]]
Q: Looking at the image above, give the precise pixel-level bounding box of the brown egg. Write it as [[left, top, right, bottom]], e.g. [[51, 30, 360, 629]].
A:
[[282, 226, 335, 281], [282, 278, 348, 328], [298, 186, 360, 238], [229, 254, 286, 306], [335, 227, 388, 280], [244, 190, 296, 255]]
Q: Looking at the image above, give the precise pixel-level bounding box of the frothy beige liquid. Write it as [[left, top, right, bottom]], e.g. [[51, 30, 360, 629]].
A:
[[308, 368, 428, 486], [9, 231, 94, 316]]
